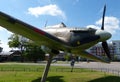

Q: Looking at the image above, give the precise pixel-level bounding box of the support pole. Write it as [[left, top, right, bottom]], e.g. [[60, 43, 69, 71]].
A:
[[41, 54, 53, 82]]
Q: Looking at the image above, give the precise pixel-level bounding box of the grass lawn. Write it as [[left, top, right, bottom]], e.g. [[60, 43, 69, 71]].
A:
[[0, 63, 120, 82]]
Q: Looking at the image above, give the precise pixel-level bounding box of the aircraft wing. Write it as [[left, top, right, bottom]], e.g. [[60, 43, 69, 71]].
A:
[[0, 11, 71, 49], [80, 51, 110, 63]]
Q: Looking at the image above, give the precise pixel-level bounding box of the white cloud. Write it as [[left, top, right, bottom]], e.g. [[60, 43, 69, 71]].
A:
[[87, 16, 120, 34], [0, 26, 6, 31], [0, 41, 11, 52], [0, 26, 13, 52], [0, 26, 13, 34], [27, 4, 66, 19]]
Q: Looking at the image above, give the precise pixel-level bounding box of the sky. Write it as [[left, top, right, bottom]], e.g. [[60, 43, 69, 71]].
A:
[[0, 0, 120, 51]]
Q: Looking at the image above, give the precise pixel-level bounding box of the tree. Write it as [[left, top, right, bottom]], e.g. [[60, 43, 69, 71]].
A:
[[18, 36, 29, 62], [8, 33, 45, 62], [8, 34, 28, 62], [8, 34, 20, 48], [24, 41, 45, 62]]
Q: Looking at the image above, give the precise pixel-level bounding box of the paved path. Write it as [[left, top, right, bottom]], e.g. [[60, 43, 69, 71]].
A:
[[52, 62, 120, 70], [75, 62, 120, 70]]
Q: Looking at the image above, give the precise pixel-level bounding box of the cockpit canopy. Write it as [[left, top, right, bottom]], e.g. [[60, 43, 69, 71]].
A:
[[46, 22, 66, 28]]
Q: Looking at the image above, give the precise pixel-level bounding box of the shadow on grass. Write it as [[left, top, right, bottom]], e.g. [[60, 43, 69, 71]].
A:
[[32, 76, 64, 82], [89, 76, 120, 82]]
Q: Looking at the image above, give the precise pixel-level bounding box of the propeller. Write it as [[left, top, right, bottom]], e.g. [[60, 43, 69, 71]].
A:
[[101, 5, 106, 30], [101, 5, 111, 60]]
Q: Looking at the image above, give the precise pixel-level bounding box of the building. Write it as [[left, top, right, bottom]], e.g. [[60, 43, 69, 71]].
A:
[[45, 51, 66, 61], [111, 40, 120, 60], [88, 40, 120, 60], [53, 51, 66, 61], [0, 50, 21, 62], [0, 51, 13, 62]]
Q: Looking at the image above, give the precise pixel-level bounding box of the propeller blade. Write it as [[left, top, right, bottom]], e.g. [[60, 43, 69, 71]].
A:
[[101, 5, 106, 30], [102, 41, 111, 60]]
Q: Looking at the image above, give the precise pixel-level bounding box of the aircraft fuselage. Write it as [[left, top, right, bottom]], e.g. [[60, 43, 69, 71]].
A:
[[42, 22, 111, 54]]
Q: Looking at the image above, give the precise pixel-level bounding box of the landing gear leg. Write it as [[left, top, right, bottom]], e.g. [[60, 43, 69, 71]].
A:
[[41, 54, 53, 82], [40, 46, 59, 82]]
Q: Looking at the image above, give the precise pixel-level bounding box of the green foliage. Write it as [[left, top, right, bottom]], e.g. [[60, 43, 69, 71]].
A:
[[8, 34, 20, 48], [24, 41, 45, 62], [8, 33, 45, 62]]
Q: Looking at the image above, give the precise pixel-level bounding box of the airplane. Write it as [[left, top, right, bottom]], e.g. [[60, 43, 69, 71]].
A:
[[0, 5, 111, 82]]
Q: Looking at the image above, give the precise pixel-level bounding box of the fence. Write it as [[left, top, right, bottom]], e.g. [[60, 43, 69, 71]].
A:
[[88, 68, 120, 76], [0, 67, 43, 72], [75, 67, 120, 77], [0, 67, 120, 76]]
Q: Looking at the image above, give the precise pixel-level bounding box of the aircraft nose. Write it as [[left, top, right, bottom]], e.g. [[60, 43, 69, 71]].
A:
[[95, 30, 112, 41]]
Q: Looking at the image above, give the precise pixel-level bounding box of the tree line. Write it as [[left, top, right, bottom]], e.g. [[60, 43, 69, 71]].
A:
[[8, 34, 45, 63]]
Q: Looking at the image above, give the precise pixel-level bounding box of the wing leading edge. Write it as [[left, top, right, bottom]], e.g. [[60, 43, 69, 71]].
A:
[[0, 11, 71, 50]]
